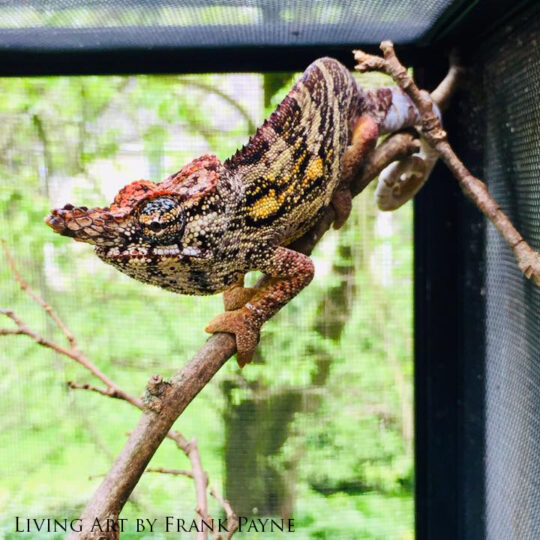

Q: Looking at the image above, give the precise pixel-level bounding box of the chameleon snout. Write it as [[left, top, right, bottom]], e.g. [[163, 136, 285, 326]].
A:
[[45, 204, 88, 236], [45, 204, 123, 246]]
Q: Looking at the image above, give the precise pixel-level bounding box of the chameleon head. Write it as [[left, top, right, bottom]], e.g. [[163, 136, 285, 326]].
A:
[[45, 154, 228, 277], [45, 190, 188, 261]]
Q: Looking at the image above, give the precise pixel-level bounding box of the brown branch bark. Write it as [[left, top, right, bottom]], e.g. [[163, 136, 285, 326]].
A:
[[354, 41, 540, 286]]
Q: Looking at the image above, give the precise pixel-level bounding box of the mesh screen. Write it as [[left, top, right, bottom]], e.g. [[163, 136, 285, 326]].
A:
[[0, 70, 414, 538], [0, 0, 457, 50], [481, 7, 540, 539]]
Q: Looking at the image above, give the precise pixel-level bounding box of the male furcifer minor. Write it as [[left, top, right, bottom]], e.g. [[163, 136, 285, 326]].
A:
[[46, 57, 432, 367]]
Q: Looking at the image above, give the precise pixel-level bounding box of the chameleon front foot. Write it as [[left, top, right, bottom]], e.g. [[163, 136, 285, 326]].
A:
[[205, 308, 261, 367]]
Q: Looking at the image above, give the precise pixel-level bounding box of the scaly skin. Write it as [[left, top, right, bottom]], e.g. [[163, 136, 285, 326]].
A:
[[46, 57, 422, 366]]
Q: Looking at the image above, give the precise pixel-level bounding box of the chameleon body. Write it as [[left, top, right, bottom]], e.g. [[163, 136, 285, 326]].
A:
[[46, 57, 422, 366]]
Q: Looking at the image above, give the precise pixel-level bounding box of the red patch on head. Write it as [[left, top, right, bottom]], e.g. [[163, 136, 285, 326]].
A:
[[160, 154, 220, 201], [105, 154, 221, 217], [110, 180, 160, 213]]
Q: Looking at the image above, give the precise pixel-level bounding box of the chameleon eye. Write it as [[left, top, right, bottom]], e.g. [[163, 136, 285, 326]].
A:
[[138, 196, 185, 244]]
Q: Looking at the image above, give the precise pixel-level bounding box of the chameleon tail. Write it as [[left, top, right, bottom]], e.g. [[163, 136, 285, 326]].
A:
[[364, 87, 442, 211], [375, 137, 439, 211]]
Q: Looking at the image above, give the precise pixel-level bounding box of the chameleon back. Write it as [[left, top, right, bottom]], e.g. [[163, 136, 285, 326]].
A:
[[225, 57, 359, 246]]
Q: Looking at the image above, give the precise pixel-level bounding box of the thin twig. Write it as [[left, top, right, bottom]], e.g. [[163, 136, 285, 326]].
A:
[[186, 438, 210, 540], [67, 381, 129, 401], [209, 486, 239, 540], [146, 467, 194, 479], [2, 240, 78, 349], [147, 468, 238, 540], [0, 306, 142, 408]]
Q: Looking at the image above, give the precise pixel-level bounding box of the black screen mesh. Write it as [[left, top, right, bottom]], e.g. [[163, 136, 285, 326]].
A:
[[0, 0, 457, 51], [480, 6, 540, 539]]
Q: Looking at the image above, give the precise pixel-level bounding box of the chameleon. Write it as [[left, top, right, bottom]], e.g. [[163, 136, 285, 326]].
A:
[[46, 57, 430, 367]]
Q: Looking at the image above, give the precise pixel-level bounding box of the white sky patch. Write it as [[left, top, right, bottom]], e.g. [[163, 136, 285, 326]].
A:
[[210, 73, 264, 131], [43, 242, 66, 292], [371, 211, 393, 287], [312, 232, 337, 279]]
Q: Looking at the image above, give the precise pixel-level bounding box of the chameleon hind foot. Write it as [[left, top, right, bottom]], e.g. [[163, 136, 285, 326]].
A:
[[205, 308, 261, 367]]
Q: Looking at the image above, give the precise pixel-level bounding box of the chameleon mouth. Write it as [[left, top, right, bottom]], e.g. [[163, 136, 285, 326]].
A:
[[103, 245, 179, 259], [97, 244, 209, 261]]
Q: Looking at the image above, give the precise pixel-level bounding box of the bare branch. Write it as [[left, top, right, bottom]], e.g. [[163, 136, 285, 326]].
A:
[[185, 438, 210, 540], [209, 487, 239, 540], [67, 381, 129, 401], [0, 306, 142, 409], [0, 245, 143, 408], [146, 467, 194, 479]]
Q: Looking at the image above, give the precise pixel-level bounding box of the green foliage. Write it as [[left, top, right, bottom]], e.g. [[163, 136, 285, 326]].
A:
[[0, 70, 413, 539]]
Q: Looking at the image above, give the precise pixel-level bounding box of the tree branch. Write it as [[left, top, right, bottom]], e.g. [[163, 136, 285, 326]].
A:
[[0, 244, 236, 539], [354, 41, 540, 286], [2, 239, 78, 349]]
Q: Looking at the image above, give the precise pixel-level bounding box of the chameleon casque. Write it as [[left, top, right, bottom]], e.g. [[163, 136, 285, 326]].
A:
[[46, 57, 427, 367]]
